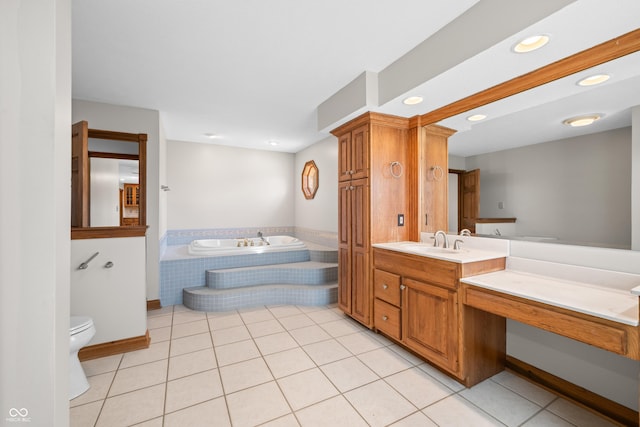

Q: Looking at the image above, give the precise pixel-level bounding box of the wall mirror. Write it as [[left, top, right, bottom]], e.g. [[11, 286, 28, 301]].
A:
[[418, 29, 640, 249], [71, 121, 147, 237], [302, 160, 319, 199]]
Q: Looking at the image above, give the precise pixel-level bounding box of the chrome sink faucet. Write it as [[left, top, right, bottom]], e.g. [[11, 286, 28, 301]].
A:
[[433, 230, 449, 248]]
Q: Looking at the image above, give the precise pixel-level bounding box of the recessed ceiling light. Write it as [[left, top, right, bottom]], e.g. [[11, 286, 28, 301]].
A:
[[467, 114, 487, 122], [577, 74, 610, 86], [267, 140, 279, 146], [403, 96, 423, 105], [513, 35, 550, 53], [204, 133, 218, 139], [562, 114, 602, 127]]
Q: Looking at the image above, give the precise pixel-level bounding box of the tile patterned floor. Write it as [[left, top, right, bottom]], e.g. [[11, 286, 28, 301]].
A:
[[70, 304, 620, 426]]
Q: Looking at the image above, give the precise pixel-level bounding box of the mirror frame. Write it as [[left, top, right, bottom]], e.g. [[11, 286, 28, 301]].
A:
[[71, 123, 147, 239], [301, 160, 319, 199]]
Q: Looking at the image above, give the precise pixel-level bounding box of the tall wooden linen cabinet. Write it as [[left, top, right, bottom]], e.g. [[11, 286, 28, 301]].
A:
[[332, 112, 416, 327]]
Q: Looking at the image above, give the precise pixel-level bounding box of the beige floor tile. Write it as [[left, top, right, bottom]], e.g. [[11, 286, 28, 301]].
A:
[[169, 332, 212, 357], [172, 304, 191, 313], [132, 417, 163, 426], [302, 339, 352, 366], [344, 380, 416, 427], [70, 371, 115, 407], [305, 309, 342, 324], [264, 347, 315, 379], [267, 305, 303, 318], [226, 381, 291, 427], [148, 325, 171, 343], [277, 313, 316, 330], [238, 306, 275, 324], [296, 304, 326, 313], [491, 371, 557, 407], [168, 347, 217, 380], [289, 324, 332, 346], [357, 347, 413, 377], [120, 341, 170, 369], [109, 359, 168, 397], [211, 325, 251, 346], [146, 305, 174, 317], [521, 410, 575, 427], [214, 339, 261, 366], [207, 312, 244, 331], [165, 369, 223, 414], [277, 368, 339, 410], [81, 353, 122, 376], [147, 314, 173, 329], [320, 356, 378, 393], [336, 331, 385, 355], [547, 398, 618, 427], [247, 319, 286, 337], [417, 363, 465, 392], [385, 367, 454, 409], [96, 384, 165, 427], [320, 318, 365, 337], [254, 331, 299, 355], [172, 309, 207, 325], [164, 396, 231, 427], [422, 394, 504, 427], [219, 357, 273, 393], [171, 319, 209, 339], [460, 379, 541, 426], [261, 413, 300, 427], [389, 411, 438, 427], [70, 400, 102, 427], [295, 395, 368, 427], [387, 344, 425, 365]]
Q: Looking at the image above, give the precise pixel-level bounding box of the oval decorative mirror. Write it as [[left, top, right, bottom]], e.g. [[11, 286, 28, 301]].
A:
[[301, 160, 319, 199]]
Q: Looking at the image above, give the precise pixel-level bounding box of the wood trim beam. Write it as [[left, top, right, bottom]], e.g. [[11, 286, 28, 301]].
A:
[[88, 151, 139, 161], [418, 28, 640, 125], [78, 331, 150, 361], [71, 226, 147, 240], [507, 356, 638, 427]]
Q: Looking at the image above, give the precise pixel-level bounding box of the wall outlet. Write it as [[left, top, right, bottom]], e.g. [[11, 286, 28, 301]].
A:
[[498, 201, 504, 209], [397, 214, 404, 226]]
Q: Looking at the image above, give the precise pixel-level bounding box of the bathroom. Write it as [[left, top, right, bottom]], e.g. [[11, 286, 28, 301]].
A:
[[4, 1, 640, 426]]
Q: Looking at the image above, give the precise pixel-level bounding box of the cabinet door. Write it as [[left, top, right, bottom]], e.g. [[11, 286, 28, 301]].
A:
[[350, 178, 370, 325], [350, 124, 369, 180], [351, 250, 370, 325], [338, 133, 352, 182], [403, 278, 458, 373]]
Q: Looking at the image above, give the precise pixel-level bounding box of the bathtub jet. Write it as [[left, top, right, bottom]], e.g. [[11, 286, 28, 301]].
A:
[[187, 235, 306, 256]]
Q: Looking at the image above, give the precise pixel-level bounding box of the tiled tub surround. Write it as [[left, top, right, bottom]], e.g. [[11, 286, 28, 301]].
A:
[[70, 303, 622, 426]]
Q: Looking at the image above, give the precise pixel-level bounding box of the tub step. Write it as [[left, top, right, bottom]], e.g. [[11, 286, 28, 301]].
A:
[[183, 282, 338, 312], [206, 261, 338, 289]]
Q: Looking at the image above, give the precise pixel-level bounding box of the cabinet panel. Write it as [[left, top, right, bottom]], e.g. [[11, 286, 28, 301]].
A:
[[338, 181, 351, 246], [338, 133, 352, 182], [338, 247, 351, 313], [374, 299, 401, 340], [351, 179, 369, 252], [351, 250, 370, 325], [374, 269, 401, 306], [351, 124, 369, 180], [403, 278, 458, 373]]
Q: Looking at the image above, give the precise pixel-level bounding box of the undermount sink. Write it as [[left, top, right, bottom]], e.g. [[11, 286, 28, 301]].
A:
[[398, 243, 467, 254]]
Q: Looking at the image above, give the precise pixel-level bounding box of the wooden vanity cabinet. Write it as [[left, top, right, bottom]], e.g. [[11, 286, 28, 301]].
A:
[[333, 112, 415, 328], [373, 247, 507, 386]]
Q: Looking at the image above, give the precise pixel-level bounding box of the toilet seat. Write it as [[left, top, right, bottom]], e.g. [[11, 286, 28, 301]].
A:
[[70, 316, 94, 335]]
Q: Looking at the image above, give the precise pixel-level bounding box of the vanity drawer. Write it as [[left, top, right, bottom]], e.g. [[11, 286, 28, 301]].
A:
[[374, 299, 401, 340], [374, 269, 401, 306]]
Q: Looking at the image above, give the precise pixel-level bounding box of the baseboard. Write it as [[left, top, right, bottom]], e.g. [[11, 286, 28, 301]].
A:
[[146, 299, 162, 311], [79, 330, 150, 361], [506, 356, 638, 427]]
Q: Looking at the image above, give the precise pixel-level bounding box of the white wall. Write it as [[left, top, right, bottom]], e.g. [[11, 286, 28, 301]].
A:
[[294, 136, 339, 233], [633, 106, 640, 250], [1, 0, 71, 425], [166, 140, 295, 229], [465, 127, 631, 248], [71, 238, 147, 344], [90, 158, 120, 226], [72, 100, 162, 300]]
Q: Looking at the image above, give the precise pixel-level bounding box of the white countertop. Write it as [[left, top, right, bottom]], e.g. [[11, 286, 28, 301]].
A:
[[462, 258, 640, 326], [372, 241, 507, 264]]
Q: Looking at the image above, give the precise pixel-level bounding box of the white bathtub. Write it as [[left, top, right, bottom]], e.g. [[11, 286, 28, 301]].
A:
[[187, 235, 306, 256]]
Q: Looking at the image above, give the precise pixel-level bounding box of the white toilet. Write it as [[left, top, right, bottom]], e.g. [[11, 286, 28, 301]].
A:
[[69, 316, 96, 400]]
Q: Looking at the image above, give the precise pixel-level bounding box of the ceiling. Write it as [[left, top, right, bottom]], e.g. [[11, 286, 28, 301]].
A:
[[72, 0, 640, 155]]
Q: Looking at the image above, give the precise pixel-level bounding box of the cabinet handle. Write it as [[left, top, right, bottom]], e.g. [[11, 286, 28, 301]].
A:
[[349, 186, 355, 190], [382, 315, 388, 321], [425, 214, 428, 225], [350, 170, 354, 175], [400, 285, 406, 290], [382, 284, 388, 290]]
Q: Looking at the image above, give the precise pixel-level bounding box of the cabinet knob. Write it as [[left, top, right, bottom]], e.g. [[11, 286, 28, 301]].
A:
[[349, 186, 355, 190], [382, 284, 388, 290], [350, 170, 354, 175], [382, 315, 388, 321], [400, 285, 406, 290]]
